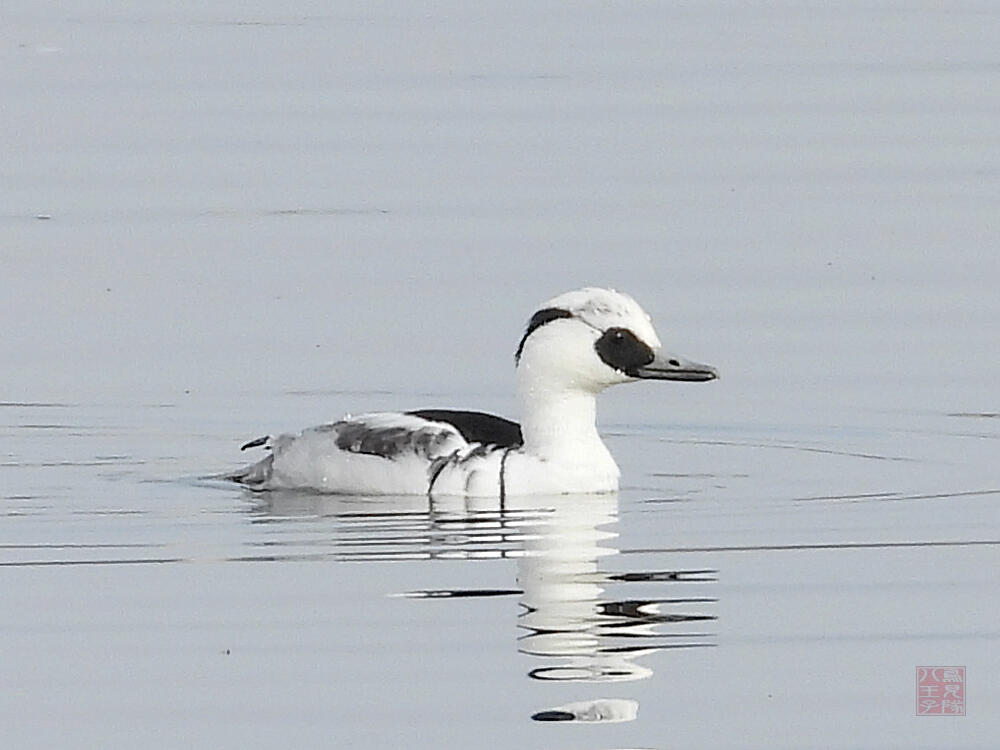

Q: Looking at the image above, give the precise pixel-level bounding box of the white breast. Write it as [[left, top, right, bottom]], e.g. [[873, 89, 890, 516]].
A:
[[502, 451, 620, 496], [430, 448, 619, 498]]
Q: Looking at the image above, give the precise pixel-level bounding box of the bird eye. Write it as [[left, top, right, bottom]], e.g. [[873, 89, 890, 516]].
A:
[[594, 327, 655, 373]]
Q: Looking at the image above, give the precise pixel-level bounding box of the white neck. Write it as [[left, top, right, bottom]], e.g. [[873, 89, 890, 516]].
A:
[[517, 380, 614, 467]]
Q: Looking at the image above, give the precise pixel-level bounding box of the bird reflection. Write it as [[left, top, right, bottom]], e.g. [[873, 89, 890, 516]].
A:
[[514, 494, 715, 690], [247, 491, 716, 724]]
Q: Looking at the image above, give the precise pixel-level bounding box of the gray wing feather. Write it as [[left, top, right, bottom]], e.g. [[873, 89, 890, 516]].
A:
[[331, 418, 461, 459]]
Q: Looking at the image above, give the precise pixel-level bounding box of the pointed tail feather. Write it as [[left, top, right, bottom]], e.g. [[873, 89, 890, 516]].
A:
[[225, 452, 274, 488]]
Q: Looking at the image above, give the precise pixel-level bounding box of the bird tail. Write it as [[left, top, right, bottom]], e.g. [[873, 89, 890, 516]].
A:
[[225, 436, 275, 488], [224, 453, 274, 488]]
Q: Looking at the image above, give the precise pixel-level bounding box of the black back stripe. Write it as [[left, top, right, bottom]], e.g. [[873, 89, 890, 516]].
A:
[[514, 307, 574, 363], [407, 409, 523, 448]]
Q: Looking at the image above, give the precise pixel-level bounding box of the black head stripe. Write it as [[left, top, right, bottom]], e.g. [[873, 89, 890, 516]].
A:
[[515, 307, 574, 363], [594, 327, 654, 375]]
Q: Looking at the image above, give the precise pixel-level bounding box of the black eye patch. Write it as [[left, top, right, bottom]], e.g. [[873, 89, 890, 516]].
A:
[[515, 307, 574, 363], [594, 327, 654, 375]]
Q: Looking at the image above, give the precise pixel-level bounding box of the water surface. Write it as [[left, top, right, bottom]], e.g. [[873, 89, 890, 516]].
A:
[[3, 1, 999, 748]]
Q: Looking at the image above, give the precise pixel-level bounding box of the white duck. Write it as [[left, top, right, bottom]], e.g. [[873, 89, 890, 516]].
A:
[[230, 287, 717, 496]]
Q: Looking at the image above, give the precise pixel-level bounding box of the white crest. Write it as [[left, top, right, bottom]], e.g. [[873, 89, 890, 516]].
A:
[[541, 287, 662, 349]]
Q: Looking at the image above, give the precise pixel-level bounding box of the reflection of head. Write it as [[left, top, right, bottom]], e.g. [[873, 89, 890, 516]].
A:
[[532, 698, 639, 723]]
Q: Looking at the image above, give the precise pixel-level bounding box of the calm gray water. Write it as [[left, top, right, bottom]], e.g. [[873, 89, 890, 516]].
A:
[[3, 2, 999, 748]]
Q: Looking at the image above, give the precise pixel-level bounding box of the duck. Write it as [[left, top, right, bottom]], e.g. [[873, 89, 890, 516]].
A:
[[229, 287, 717, 497]]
